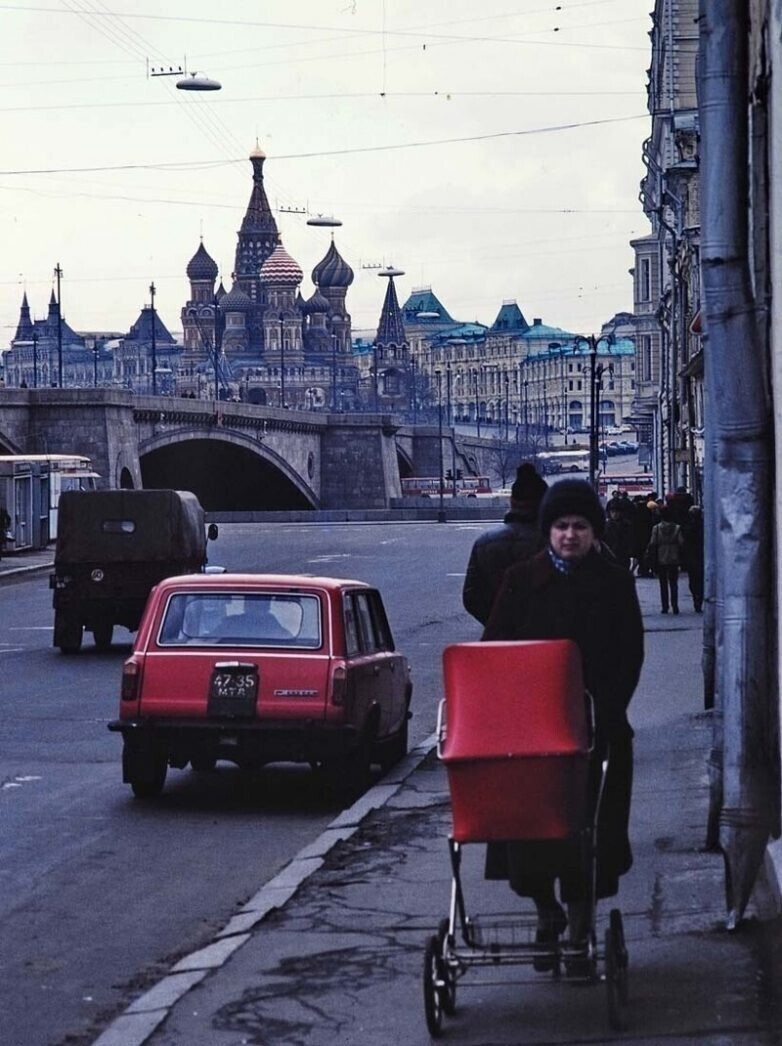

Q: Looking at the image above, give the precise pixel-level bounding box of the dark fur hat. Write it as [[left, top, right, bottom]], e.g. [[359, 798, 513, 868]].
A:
[[539, 478, 605, 536], [510, 463, 547, 503]]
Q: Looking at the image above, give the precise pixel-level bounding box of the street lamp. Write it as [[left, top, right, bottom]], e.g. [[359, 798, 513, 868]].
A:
[[32, 330, 38, 389], [574, 331, 615, 488], [503, 371, 510, 442], [471, 368, 481, 438], [330, 332, 337, 411], [150, 281, 158, 396], [54, 263, 63, 388], [435, 370, 446, 522], [279, 314, 286, 409]]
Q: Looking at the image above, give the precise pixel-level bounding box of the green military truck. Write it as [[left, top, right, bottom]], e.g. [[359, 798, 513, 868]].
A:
[[51, 489, 218, 653]]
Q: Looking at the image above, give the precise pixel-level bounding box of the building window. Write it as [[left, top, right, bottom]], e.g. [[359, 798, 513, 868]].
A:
[[641, 335, 652, 381], [639, 257, 651, 302]]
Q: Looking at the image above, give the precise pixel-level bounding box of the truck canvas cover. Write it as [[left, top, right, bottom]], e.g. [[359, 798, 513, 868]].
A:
[[55, 489, 206, 564]]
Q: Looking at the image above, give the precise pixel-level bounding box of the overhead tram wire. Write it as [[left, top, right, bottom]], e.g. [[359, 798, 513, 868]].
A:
[[0, 112, 647, 177], [1, 4, 650, 52], [62, 0, 246, 182]]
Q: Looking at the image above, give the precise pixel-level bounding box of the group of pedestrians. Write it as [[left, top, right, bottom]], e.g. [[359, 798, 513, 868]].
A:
[[601, 486, 704, 615]]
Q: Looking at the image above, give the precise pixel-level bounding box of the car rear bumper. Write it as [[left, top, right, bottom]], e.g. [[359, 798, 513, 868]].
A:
[[108, 717, 359, 764]]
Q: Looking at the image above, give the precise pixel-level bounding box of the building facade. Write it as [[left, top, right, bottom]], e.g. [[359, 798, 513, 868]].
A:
[[632, 0, 702, 496]]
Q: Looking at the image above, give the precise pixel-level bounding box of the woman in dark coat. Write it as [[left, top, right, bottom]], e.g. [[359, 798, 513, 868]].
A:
[[483, 479, 644, 951]]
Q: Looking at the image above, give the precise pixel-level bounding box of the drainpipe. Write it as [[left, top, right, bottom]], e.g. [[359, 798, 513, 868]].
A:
[[698, 0, 775, 927]]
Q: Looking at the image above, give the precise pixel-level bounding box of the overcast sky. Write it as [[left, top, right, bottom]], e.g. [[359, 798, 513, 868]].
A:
[[0, 0, 652, 345]]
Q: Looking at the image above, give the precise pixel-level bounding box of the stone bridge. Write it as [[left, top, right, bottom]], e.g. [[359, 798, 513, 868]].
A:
[[0, 389, 504, 510]]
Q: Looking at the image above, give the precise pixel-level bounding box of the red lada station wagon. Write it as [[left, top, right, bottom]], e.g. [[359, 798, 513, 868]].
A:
[[109, 574, 412, 798]]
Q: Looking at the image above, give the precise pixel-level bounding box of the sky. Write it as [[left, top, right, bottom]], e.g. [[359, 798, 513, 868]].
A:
[[0, 0, 653, 345]]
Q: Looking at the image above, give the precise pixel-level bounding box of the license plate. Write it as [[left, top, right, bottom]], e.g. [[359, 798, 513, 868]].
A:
[[207, 662, 258, 718]]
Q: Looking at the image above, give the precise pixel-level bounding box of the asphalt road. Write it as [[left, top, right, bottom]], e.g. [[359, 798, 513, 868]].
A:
[[0, 521, 487, 1046]]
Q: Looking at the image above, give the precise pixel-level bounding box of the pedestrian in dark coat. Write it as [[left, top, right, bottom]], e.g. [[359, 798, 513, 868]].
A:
[[603, 504, 633, 570], [462, 463, 547, 626], [483, 479, 644, 949], [682, 505, 704, 612], [0, 503, 10, 561]]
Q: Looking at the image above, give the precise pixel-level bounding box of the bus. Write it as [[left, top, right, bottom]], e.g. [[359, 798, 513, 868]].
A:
[[400, 475, 492, 498], [536, 449, 590, 475], [0, 454, 98, 550]]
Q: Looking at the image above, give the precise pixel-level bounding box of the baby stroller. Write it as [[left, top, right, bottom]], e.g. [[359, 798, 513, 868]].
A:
[[422, 640, 629, 1037]]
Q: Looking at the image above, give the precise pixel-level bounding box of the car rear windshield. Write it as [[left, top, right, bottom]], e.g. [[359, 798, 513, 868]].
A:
[[157, 592, 323, 649]]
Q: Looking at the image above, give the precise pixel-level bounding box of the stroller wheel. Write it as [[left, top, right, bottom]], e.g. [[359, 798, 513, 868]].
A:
[[423, 935, 444, 1036], [605, 916, 630, 1030], [437, 918, 457, 1015]]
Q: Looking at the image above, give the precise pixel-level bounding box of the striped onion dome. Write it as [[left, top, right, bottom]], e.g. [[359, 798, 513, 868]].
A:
[[259, 244, 303, 286], [186, 241, 218, 282], [303, 289, 331, 315], [312, 240, 354, 289]]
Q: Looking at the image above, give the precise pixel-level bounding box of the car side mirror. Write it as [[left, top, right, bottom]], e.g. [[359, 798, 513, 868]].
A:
[[207, 523, 219, 541]]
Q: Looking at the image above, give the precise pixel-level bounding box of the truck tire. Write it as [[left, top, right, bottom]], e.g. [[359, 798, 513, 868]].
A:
[[56, 614, 83, 655], [93, 622, 114, 651]]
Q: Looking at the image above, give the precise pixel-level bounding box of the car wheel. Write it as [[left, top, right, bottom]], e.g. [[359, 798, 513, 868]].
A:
[[56, 614, 83, 655], [378, 715, 409, 774], [93, 621, 114, 651], [325, 723, 375, 800], [124, 743, 167, 799]]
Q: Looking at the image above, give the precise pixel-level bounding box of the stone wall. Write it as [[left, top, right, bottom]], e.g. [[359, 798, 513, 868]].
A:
[[320, 416, 400, 508]]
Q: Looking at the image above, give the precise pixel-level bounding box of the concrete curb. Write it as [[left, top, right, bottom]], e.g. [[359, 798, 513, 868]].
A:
[[89, 732, 438, 1046], [0, 560, 53, 582]]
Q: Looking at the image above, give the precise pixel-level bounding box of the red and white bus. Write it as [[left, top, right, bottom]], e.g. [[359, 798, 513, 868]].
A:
[[400, 476, 492, 498]]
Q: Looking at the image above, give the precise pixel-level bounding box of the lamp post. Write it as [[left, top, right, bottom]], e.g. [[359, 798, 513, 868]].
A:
[[54, 263, 63, 388], [445, 362, 452, 428], [503, 370, 510, 442], [411, 356, 418, 423], [372, 340, 379, 412], [472, 368, 481, 438], [523, 379, 529, 447], [330, 332, 337, 411], [92, 343, 99, 387], [573, 331, 615, 488], [149, 281, 158, 396], [435, 369, 446, 522], [32, 330, 38, 389], [279, 314, 286, 408]]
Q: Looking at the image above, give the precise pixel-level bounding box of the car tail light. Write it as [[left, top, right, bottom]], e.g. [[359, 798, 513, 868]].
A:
[[121, 660, 141, 702], [329, 662, 347, 706]]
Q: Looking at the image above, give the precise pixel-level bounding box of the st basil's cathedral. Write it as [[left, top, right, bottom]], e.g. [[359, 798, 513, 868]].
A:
[[179, 144, 359, 409]]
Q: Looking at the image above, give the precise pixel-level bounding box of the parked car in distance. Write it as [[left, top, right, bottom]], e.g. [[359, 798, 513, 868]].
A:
[[109, 573, 412, 799]]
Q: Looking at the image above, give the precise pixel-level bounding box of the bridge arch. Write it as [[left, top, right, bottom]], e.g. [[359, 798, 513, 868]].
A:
[[138, 428, 317, 511]]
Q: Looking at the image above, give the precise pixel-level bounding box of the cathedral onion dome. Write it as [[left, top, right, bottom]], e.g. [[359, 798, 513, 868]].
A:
[[303, 289, 331, 315], [312, 240, 354, 289], [186, 241, 219, 282], [219, 284, 253, 310], [259, 244, 303, 286]]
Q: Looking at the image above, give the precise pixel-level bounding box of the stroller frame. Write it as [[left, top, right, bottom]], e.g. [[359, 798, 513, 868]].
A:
[[423, 698, 630, 1037]]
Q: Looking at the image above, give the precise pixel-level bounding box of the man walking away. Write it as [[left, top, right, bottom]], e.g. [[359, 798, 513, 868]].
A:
[[462, 463, 547, 626], [0, 503, 10, 562], [646, 507, 684, 614]]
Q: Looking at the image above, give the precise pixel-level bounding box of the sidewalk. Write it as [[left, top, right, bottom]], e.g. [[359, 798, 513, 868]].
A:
[[90, 582, 782, 1046], [0, 546, 53, 581]]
